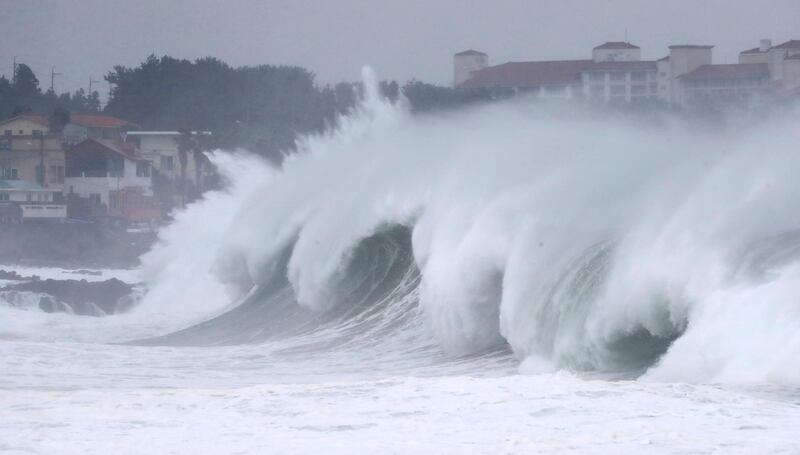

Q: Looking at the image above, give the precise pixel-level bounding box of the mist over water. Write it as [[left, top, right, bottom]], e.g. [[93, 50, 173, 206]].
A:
[[119, 70, 800, 384]]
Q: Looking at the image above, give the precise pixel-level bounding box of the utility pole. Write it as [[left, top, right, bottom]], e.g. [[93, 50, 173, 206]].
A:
[[12, 56, 17, 85], [89, 76, 99, 95], [50, 66, 63, 92]]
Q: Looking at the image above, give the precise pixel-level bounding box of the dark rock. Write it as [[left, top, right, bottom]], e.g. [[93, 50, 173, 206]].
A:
[[2, 278, 136, 316]]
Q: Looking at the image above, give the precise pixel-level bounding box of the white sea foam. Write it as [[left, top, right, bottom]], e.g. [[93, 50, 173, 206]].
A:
[[2, 70, 800, 454]]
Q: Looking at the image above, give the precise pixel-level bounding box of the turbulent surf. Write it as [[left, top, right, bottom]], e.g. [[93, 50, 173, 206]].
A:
[[2, 71, 800, 454]]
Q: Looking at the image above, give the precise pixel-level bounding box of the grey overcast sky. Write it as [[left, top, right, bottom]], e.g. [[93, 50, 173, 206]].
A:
[[1, 0, 798, 99]]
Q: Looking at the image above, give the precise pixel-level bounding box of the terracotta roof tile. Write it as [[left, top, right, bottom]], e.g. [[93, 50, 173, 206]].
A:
[[458, 60, 594, 88], [69, 113, 136, 128], [772, 40, 800, 49], [0, 114, 50, 128], [680, 63, 769, 80]]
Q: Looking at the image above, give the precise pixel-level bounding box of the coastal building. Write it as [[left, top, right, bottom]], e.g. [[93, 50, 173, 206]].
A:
[[0, 180, 67, 222], [678, 63, 770, 108], [455, 38, 800, 108], [455, 54, 590, 99], [63, 113, 139, 145], [124, 131, 210, 183], [124, 131, 213, 209], [65, 138, 159, 222], [453, 50, 489, 87], [0, 115, 66, 193]]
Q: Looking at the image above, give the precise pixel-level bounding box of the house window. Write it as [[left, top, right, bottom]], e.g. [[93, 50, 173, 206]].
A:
[[610, 85, 626, 95], [0, 193, 8, 201], [590, 72, 605, 83], [0, 167, 17, 179], [136, 162, 150, 177], [610, 72, 626, 83], [18, 130, 23, 135], [3, 130, 11, 137], [32, 129, 42, 136], [48, 166, 65, 184], [161, 155, 174, 171], [26, 192, 32, 202], [631, 72, 646, 82]]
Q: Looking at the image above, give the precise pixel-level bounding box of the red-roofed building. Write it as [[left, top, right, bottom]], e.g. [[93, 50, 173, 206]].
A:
[[63, 113, 139, 145], [679, 63, 770, 107], [455, 38, 800, 107], [739, 39, 772, 64], [459, 60, 594, 98], [455, 42, 657, 102]]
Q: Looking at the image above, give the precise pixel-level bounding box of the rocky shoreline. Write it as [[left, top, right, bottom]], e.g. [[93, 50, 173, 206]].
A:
[[0, 269, 139, 316]]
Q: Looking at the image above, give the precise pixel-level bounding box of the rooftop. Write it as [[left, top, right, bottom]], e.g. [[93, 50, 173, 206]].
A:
[[0, 114, 49, 128], [69, 113, 137, 128], [594, 42, 640, 50], [740, 47, 767, 54], [669, 44, 714, 49], [72, 137, 147, 162], [455, 49, 487, 57], [582, 61, 657, 72], [680, 63, 769, 80], [772, 40, 800, 49], [458, 59, 594, 88]]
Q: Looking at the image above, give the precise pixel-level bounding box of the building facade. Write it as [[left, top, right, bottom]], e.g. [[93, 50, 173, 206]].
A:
[[454, 38, 799, 108], [0, 115, 66, 194], [453, 50, 489, 87], [0, 180, 67, 222], [65, 138, 158, 222]]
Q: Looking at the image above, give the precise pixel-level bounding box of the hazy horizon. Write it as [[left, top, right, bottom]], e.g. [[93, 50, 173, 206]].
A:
[[2, 0, 799, 100]]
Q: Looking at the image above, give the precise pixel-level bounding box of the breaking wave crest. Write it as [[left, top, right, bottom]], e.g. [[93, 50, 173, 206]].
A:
[[133, 69, 800, 384]]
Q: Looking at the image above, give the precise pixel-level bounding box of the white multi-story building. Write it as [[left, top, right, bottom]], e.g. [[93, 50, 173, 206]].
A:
[[124, 131, 209, 183], [454, 38, 800, 108]]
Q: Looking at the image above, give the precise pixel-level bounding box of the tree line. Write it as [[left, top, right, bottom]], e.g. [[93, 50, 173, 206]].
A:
[[1, 56, 502, 162], [0, 63, 102, 118]]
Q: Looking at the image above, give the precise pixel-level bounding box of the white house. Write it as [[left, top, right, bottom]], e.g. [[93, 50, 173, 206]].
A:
[[65, 138, 152, 207]]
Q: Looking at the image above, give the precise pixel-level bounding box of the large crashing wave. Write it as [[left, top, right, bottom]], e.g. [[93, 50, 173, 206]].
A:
[[134, 69, 800, 384]]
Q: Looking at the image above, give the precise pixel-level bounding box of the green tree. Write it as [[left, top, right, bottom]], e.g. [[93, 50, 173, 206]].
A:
[[14, 64, 40, 97]]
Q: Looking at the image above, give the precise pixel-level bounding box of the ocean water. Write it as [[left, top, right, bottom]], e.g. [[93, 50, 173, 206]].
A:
[[2, 72, 800, 454]]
